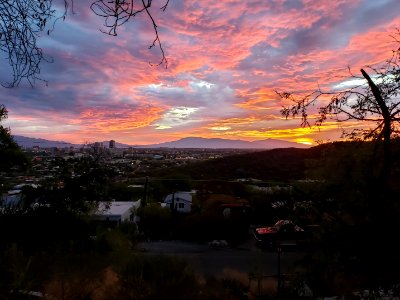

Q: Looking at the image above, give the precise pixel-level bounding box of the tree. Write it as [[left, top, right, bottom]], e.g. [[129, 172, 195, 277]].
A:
[[279, 30, 400, 181], [278, 31, 400, 296], [0, 0, 169, 87], [22, 156, 115, 214], [91, 0, 168, 66], [0, 104, 28, 171], [0, 105, 18, 148]]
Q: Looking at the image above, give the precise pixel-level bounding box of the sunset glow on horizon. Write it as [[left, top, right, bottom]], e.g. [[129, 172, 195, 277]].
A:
[[1, 0, 399, 146]]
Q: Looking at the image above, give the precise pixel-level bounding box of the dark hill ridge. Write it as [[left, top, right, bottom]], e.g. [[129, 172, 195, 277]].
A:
[[143, 137, 309, 149], [156, 140, 395, 182], [150, 146, 322, 181]]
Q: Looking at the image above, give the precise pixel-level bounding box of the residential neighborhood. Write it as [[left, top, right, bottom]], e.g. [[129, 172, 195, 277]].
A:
[[2, 140, 400, 299]]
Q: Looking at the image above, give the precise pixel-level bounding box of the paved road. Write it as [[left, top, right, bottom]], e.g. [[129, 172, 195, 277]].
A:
[[137, 239, 305, 278]]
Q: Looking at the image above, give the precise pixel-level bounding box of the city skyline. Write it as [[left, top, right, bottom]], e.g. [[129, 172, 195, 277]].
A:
[[2, 0, 399, 146]]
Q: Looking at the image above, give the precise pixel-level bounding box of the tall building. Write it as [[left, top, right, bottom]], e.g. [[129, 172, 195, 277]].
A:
[[109, 140, 116, 149]]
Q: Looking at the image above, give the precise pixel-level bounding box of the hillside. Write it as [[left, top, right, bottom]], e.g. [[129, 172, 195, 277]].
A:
[[144, 137, 310, 149], [148, 140, 400, 182], [150, 146, 322, 181]]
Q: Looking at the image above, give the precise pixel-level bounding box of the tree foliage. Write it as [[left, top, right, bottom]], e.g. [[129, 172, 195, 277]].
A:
[[0, 0, 169, 87], [0, 104, 28, 171], [278, 31, 400, 296], [288, 141, 400, 297], [280, 31, 400, 141], [20, 156, 115, 215], [279, 30, 400, 179], [0, 105, 18, 149]]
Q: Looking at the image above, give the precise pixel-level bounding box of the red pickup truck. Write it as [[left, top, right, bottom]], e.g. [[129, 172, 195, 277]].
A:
[[253, 220, 316, 250]]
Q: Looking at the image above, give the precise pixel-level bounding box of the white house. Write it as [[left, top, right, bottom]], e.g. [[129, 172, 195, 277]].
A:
[[1, 183, 40, 208], [1, 192, 22, 209], [92, 200, 141, 225], [164, 192, 192, 213]]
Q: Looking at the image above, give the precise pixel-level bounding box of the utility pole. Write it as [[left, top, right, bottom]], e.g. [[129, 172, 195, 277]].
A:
[[170, 191, 175, 210], [143, 176, 148, 206], [277, 242, 282, 297]]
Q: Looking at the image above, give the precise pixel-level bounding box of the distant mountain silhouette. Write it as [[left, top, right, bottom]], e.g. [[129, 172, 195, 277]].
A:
[[13, 135, 78, 148], [13, 135, 310, 149], [142, 137, 310, 149], [12, 135, 131, 149]]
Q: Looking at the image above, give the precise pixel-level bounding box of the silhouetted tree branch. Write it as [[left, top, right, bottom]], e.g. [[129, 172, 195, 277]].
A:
[[0, 0, 61, 87], [280, 32, 400, 293], [0, 0, 169, 87], [90, 0, 168, 67], [279, 29, 400, 179]]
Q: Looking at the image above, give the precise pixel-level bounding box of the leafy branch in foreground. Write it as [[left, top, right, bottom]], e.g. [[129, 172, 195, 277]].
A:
[[279, 32, 400, 296], [278, 30, 400, 178]]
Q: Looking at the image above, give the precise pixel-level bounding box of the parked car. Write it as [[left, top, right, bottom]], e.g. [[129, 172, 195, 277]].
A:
[[253, 219, 316, 250]]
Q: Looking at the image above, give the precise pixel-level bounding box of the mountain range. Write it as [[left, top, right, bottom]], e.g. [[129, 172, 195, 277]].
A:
[[12, 135, 310, 149]]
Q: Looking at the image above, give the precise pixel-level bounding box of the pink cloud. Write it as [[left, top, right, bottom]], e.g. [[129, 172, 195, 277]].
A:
[[5, 0, 400, 145]]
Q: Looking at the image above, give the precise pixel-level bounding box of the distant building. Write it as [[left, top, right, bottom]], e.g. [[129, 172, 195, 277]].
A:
[[109, 140, 116, 149]]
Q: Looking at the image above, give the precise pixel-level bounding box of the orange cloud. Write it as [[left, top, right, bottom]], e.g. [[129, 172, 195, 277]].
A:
[[235, 87, 282, 110], [5, 0, 400, 146], [77, 105, 165, 134]]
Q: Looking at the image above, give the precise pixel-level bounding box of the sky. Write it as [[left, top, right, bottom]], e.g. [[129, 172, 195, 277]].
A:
[[1, 0, 400, 146]]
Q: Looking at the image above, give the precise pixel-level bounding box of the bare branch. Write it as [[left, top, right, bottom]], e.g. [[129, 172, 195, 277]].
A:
[[90, 0, 169, 68], [0, 0, 169, 87], [0, 1, 53, 87], [141, 0, 167, 67], [160, 0, 169, 11]]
